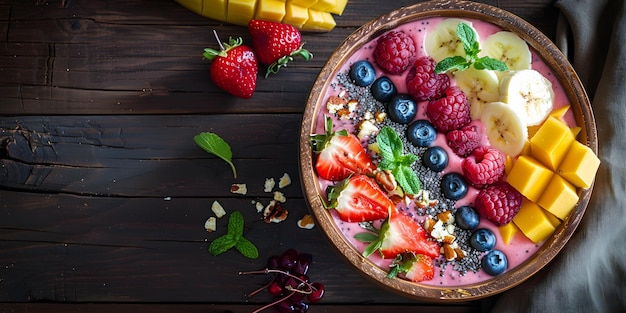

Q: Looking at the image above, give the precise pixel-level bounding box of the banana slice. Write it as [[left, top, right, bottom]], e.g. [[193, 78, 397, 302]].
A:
[[481, 31, 532, 71], [499, 69, 554, 126], [454, 67, 500, 120], [481, 101, 528, 157], [425, 18, 476, 62]]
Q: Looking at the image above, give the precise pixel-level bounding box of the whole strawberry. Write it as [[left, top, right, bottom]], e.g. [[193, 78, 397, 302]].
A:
[[248, 19, 312, 77], [203, 33, 258, 99]]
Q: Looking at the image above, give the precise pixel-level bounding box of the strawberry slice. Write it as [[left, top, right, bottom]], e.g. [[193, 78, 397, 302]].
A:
[[325, 175, 394, 223], [311, 116, 375, 181], [359, 212, 440, 259], [388, 253, 435, 282]]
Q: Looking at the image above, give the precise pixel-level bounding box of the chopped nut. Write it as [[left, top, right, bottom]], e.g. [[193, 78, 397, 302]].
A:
[[278, 173, 291, 188], [204, 217, 217, 232], [442, 235, 456, 244], [424, 217, 436, 233], [230, 183, 247, 195], [264, 178, 276, 192], [443, 243, 456, 261], [374, 169, 397, 192], [437, 211, 453, 224], [325, 95, 347, 114], [375, 111, 386, 123], [356, 119, 379, 140], [273, 191, 287, 203], [347, 99, 358, 113], [297, 214, 315, 229], [211, 200, 226, 218], [454, 247, 466, 259], [254, 201, 264, 213], [263, 200, 288, 223]]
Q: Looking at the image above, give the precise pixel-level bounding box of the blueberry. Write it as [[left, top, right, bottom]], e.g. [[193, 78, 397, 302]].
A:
[[349, 60, 376, 86], [481, 250, 508, 276], [455, 205, 480, 230], [470, 228, 496, 252], [422, 146, 448, 172], [406, 119, 436, 147], [370, 76, 397, 102], [387, 94, 417, 124], [440, 172, 468, 200]]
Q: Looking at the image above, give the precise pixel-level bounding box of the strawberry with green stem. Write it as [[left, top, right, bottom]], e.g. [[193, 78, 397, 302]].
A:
[[203, 30, 258, 99], [324, 174, 394, 223], [248, 19, 312, 77], [388, 253, 435, 282]]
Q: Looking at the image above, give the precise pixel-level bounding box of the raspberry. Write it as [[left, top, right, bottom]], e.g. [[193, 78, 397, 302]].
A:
[[447, 124, 482, 157], [425, 86, 471, 132], [462, 146, 506, 187], [406, 56, 450, 101], [475, 183, 523, 225], [373, 31, 416, 75]]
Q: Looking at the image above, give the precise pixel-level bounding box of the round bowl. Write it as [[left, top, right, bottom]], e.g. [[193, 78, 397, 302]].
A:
[[299, 0, 597, 302]]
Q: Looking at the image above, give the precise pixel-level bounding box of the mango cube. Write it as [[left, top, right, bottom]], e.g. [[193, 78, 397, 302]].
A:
[[549, 105, 570, 119], [283, 3, 309, 28], [513, 199, 556, 244], [226, 0, 257, 25], [288, 0, 318, 8], [311, 0, 336, 11], [203, 0, 228, 21], [530, 116, 575, 171], [537, 174, 579, 219], [302, 10, 335, 31], [507, 155, 554, 202], [545, 209, 562, 228], [255, 0, 286, 21], [328, 0, 348, 15], [558, 140, 600, 189], [499, 222, 520, 245]]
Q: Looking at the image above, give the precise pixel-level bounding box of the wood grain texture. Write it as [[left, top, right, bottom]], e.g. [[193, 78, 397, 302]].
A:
[[0, 0, 561, 310]]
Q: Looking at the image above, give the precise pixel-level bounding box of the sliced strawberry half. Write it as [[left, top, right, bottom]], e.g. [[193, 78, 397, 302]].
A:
[[359, 212, 440, 259], [311, 116, 375, 181], [325, 174, 394, 223], [388, 253, 435, 283]]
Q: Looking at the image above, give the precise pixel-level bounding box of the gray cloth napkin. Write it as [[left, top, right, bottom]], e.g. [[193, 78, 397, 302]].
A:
[[489, 0, 626, 312]]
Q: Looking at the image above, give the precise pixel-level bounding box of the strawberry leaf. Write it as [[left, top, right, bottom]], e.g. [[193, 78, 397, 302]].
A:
[[194, 132, 237, 178], [354, 232, 379, 243]]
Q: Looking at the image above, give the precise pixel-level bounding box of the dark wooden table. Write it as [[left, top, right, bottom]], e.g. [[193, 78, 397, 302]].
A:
[[0, 0, 562, 312]]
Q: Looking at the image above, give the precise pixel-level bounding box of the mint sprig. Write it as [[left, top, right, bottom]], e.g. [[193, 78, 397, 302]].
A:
[[208, 211, 259, 259], [194, 132, 237, 178], [435, 22, 509, 73], [376, 127, 421, 195]]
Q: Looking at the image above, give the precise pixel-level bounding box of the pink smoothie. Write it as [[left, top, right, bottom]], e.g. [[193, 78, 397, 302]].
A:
[[312, 17, 576, 287]]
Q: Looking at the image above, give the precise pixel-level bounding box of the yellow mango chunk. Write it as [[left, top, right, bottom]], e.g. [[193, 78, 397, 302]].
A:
[[203, 0, 227, 21], [302, 10, 335, 31], [499, 222, 520, 245], [570, 126, 582, 138], [506, 155, 554, 202], [558, 140, 600, 189], [530, 116, 575, 171], [283, 3, 309, 28], [513, 199, 556, 244], [545, 209, 562, 228], [288, 0, 318, 8], [328, 0, 348, 15], [226, 0, 257, 25], [550, 104, 570, 119], [311, 0, 336, 11], [255, 0, 286, 21], [537, 174, 579, 219]]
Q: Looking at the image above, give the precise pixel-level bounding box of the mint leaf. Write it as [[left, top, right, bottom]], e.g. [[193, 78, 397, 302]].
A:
[[376, 126, 421, 195], [234, 237, 259, 259], [208, 211, 259, 259], [194, 132, 237, 178], [474, 56, 509, 71], [457, 22, 478, 56], [208, 235, 236, 256], [435, 55, 470, 73]]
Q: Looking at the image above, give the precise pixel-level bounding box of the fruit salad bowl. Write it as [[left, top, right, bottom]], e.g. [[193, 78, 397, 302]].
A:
[[299, 0, 598, 302]]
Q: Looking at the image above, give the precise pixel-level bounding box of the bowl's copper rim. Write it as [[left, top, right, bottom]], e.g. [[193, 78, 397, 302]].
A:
[[299, 0, 597, 302]]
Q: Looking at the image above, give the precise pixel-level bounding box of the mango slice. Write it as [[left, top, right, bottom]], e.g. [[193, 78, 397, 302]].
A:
[[507, 155, 554, 202], [558, 140, 600, 189], [529, 116, 575, 171], [513, 199, 556, 244], [255, 0, 286, 21], [537, 174, 579, 219], [499, 222, 520, 245]]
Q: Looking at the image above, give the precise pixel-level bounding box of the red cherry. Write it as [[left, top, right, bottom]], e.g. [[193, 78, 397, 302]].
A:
[[268, 280, 284, 297], [307, 282, 325, 303]]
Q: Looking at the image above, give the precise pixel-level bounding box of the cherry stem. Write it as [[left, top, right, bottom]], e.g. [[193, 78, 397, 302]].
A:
[[239, 268, 318, 295], [213, 30, 224, 51], [251, 290, 296, 313]]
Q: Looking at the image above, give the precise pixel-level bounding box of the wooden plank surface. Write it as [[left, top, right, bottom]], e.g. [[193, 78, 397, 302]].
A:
[[0, 0, 562, 311]]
